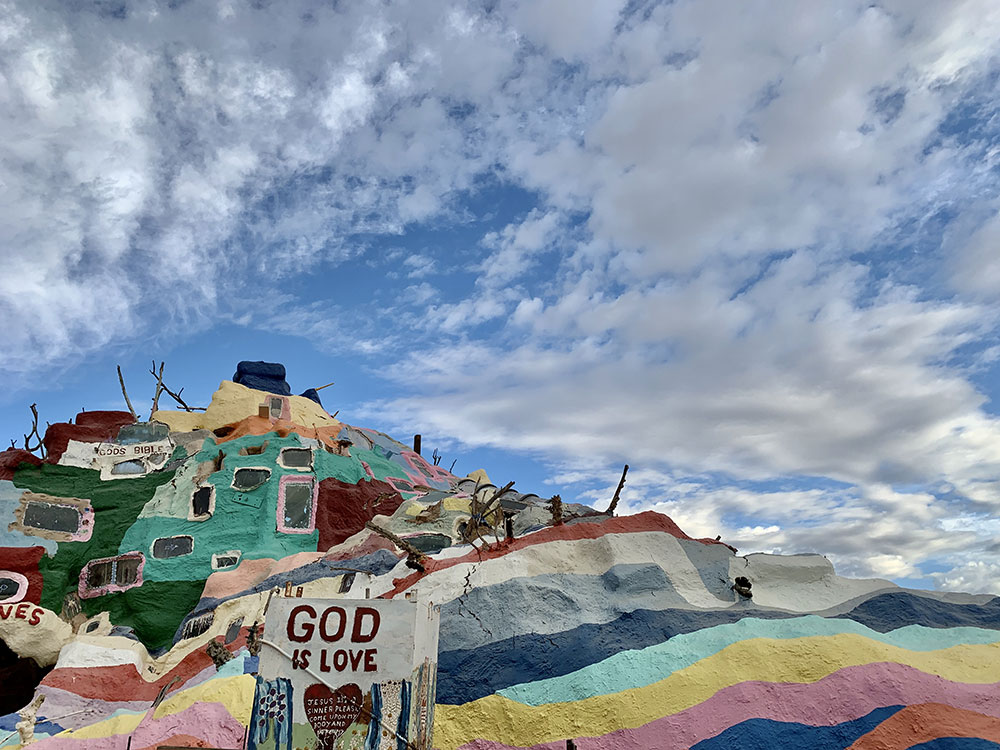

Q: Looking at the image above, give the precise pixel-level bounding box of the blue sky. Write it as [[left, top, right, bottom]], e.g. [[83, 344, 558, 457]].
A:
[[2, 0, 1000, 593]]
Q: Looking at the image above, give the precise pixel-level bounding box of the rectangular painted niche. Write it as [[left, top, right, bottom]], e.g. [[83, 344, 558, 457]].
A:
[[151, 535, 194, 559], [232, 467, 271, 491], [80, 552, 145, 598], [278, 446, 313, 470], [12, 492, 94, 542], [277, 475, 316, 533], [211, 550, 242, 570], [190, 485, 215, 520]]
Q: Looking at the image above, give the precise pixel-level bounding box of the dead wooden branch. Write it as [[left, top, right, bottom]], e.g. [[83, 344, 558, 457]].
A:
[[148, 365, 194, 412], [150, 360, 165, 416], [22, 403, 46, 458], [365, 521, 427, 572], [313, 381, 335, 391], [606, 463, 629, 515], [116, 365, 137, 421]]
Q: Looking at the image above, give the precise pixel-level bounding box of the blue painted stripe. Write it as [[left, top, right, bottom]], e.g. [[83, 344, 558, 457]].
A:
[[436, 592, 1000, 704], [690, 705, 903, 750]]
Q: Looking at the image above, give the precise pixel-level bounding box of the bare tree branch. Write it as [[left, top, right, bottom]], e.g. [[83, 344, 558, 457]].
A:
[[22, 403, 46, 458], [150, 360, 165, 417], [365, 521, 427, 572], [116, 365, 137, 421], [148, 365, 196, 412], [607, 463, 629, 515]]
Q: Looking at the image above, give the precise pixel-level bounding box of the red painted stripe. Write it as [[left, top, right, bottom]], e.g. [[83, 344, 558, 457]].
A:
[[383, 511, 731, 598], [847, 703, 1000, 749]]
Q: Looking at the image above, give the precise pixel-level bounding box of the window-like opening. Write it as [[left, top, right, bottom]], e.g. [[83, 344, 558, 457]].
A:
[[152, 535, 194, 559], [181, 612, 213, 640], [0, 579, 18, 601], [406, 533, 452, 554], [85, 621, 100, 633], [86, 560, 113, 589], [116, 556, 141, 586], [23, 502, 81, 534], [269, 397, 283, 419], [80, 553, 144, 598], [110, 460, 145, 475], [191, 486, 213, 518], [211, 550, 241, 571], [225, 616, 244, 644], [0, 573, 26, 603], [279, 447, 313, 469], [281, 480, 314, 531], [338, 572, 356, 594], [232, 467, 270, 491], [213, 425, 234, 438], [239, 443, 267, 456]]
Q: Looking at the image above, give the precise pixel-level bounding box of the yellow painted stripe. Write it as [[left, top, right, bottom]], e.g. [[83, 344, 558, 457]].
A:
[[55, 675, 254, 740], [433, 636, 1000, 750], [154, 673, 256, 724]]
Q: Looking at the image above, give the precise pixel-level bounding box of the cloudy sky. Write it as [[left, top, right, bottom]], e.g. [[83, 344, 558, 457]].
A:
[[2, 0, 1000, 593]]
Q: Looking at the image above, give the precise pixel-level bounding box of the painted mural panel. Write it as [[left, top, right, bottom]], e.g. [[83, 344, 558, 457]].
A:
[[253, 597, 440, 750]]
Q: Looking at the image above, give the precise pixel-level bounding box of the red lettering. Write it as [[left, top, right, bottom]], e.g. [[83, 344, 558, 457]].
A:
[[351, 607, 380, 643], [15, 602, 29, 620], [292, 648, 311, 670], [349, 649, 364, 670], [364, 648, 377, 672], [320, 649, 331, 672], [0, 605, 11, 620], [28, 608, 41, 626], [319, 606, 346, 641], [287, 605, 316, 642], [333, 649, 348, 671]]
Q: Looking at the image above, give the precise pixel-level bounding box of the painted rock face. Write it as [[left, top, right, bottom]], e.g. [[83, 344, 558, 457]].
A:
[[303, 682, 363, 748]]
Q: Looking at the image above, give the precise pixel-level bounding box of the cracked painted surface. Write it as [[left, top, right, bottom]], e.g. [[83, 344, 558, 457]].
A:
[[1, 366, 998, 750]]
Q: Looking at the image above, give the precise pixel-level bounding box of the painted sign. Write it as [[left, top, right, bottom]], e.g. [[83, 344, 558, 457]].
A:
[[253, 597, 439, 750], [58, 438, 174, 479]]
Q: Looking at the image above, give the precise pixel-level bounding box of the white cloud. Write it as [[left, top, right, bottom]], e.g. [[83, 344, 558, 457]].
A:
[[4, 0, 1000, 593]]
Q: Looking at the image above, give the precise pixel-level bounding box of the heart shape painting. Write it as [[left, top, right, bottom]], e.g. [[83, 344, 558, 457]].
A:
[[303, 682, 364, 748]]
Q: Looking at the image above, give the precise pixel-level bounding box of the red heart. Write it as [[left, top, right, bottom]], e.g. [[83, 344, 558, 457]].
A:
[[303, 682, 364, 748]]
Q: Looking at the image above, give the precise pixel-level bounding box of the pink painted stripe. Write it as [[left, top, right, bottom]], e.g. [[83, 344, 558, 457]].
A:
[[457, 662, 1000, 750], [32, 700, 245, 750]]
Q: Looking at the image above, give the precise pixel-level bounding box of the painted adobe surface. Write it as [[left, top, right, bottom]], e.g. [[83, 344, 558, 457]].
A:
[[0, 369, 998, 749]]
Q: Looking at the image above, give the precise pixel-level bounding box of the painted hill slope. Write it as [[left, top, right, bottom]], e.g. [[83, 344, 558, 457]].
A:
[[0, 364, 998, 749]]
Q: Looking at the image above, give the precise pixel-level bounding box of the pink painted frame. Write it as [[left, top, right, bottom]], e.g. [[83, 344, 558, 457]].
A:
[[276, 474, 318, 534], [0, 571, 29, 604]]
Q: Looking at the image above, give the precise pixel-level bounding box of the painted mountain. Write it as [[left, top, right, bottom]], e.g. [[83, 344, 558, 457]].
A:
[[1, 362, 998, 749]]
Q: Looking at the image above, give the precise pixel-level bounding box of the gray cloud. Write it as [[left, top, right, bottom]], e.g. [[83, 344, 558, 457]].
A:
[[4, 0, 1000, 590]]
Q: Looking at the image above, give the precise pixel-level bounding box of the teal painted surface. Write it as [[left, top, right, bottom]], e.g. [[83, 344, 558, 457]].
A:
[[119, 431, 439, 581], [498, 615, 1000, 706]]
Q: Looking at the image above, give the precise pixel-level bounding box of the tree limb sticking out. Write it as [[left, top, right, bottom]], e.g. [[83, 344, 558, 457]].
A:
[[116, 365, 137, 421], [150, 360, 165, 417], [365, 521, 427, 572], [606, 463, 629, 515], [148, 364, 196, 412], [23, 403, 46, 458]]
